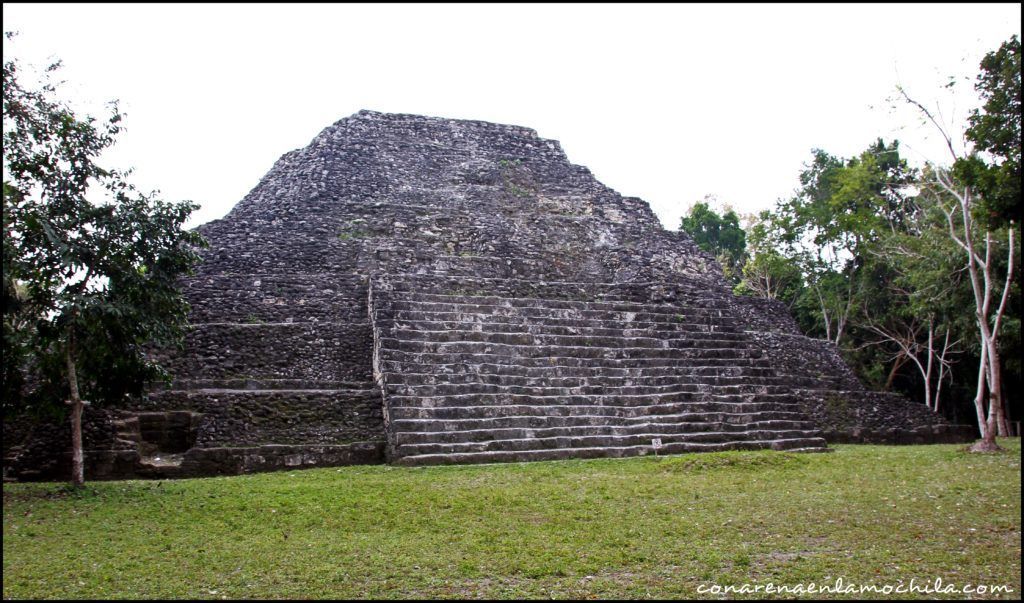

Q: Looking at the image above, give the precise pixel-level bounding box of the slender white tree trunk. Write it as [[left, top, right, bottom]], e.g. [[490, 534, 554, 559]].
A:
[[897, 89, 1015, 451], [972, 345, 992, 444], [816, 286, 833, 342], [923, 321, 935, 410], [933, 329, 953, 414], [986, 341, 1008, 437], [934, 174, 1015, 452], [66, 335, 85, 487]]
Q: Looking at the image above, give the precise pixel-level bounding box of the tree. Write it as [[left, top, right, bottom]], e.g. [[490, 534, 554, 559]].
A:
[[965, 35, 1021, 227], [858, 257, 962, 411], [863, 187, 976, 408], [736, 210, 804, 305], [2, 41, 206, 485], [679, 196, 747, 285], [757, 140, 917, 345], [895, 35, 1020, 451], [732, 38, 1019, 442]]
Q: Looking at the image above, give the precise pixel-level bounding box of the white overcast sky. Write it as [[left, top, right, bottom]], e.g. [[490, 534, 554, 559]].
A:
[[3, 3, 1021, 229]]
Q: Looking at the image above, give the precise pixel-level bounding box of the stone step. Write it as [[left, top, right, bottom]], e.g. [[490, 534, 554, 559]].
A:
[[388, 401, 808, 421], [378, 338, 765, 359], [386, 381, 793, 397], [379, 277, 725, 305], [382, 366, 774, 384], [392, 437, 829, 466], [382, 369, 812, 389], [380, 303, 741, 321], [380, 355, 775, 371], [379, 291, 731, 312], [384, 300, 737, 323], [385, 311, 745, 333], [397, 255, 606, 282], [390, 411, 811, 432], [384, 369, 822, 391], [396, 291, 722, 310], [386, 391, 801, 409], [379, 360, 814, 386], [386, 329, 749, 347], [394, 420, 817, 445], [381, 318, 742, 337], [393, 429, 825, 456]]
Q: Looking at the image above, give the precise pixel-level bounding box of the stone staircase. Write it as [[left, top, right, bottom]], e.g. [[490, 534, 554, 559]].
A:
[[369, 276, 829, 465]]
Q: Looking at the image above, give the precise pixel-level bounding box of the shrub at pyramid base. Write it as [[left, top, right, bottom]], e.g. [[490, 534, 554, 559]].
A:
[[3, 111, 974, 480]]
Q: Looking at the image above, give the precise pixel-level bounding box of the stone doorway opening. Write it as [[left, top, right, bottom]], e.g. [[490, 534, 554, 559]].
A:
[[132, 411, 201, 468]]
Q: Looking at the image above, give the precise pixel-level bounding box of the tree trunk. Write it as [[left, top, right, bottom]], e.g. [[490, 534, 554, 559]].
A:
[[883, 355, 907, 392], [987, 342, 1008, 438], [66, 335, 85, 487], [979, 343, 999, 450], [934, 329, 953, 414], [971, 352, 1001, 453], [992, 353, 1010, 437], [924, 320, 935, 410], [968, 345, 996, 451]]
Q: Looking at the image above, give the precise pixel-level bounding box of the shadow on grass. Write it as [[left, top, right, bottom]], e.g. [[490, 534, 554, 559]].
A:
[[2, 482, 101, 504]]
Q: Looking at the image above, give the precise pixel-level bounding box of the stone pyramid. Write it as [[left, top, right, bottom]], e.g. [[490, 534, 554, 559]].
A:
[[4, 110, 972, 480]]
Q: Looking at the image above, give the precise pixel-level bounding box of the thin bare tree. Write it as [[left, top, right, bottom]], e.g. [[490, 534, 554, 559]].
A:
[[862, 313, 960, 412], [898, 87, 1017, 451]]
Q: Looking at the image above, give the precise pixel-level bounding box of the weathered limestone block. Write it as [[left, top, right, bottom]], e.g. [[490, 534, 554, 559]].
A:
[[181, 273, 368, 324], [143, 389, 383, 447], [155, 322, 374, 384]]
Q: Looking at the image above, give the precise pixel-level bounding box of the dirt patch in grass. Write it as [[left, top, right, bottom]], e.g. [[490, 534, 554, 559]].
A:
[[657, 450, 806, 472]]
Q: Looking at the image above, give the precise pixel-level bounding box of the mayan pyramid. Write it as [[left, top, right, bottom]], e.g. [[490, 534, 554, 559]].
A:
[[4, 110, 971, 480]]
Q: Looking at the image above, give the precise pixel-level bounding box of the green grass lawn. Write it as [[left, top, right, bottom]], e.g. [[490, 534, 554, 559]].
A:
[[3, 440, 1021, 599]]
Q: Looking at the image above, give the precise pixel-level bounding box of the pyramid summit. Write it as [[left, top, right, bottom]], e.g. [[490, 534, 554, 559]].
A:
[[5, 110, 972, 479], [198, 108, 710, 284]]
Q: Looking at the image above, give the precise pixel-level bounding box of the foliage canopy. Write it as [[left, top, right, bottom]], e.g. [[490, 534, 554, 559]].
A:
[[2, 40, 205, 424]]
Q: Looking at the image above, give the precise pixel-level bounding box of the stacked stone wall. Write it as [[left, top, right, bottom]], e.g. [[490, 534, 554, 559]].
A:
[[794, 390, 976, 444], [731, 295, 803, 335], [737, 302, 968, 444]]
